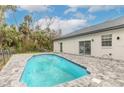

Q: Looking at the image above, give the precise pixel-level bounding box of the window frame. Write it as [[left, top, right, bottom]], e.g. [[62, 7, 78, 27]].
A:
[[101, 34, 112, 47]]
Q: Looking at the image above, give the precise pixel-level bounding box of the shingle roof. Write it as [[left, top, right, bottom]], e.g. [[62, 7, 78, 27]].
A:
[[54, 16, 124, 40]]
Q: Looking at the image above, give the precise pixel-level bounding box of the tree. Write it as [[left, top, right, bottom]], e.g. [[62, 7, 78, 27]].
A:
[[0, 5, 8, 25], [7, 5, 18, 31], [24, 15, 32, 31], [19, 22, 28, 35], [0, 6, 59, 53], [19, 15, 32, 40], [45, 16, 55, 32], [0, 5, 17, 26], [19, 15, 31, 32]]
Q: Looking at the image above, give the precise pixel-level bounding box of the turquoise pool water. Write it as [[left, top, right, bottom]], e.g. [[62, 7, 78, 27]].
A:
[[20, 54, 89, 87]]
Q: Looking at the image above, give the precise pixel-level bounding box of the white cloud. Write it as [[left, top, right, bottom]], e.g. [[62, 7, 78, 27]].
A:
[[73, 12, 85, 19], [87, 6, 121, 13], [36, 17, 87, 35], [64, 5, 87, 14], [64, 7, 77, 14], [87, 14, 96, 20], [72, 11, 96, 21], [19, 5, 51, 12], [65, 5, 123, 14]]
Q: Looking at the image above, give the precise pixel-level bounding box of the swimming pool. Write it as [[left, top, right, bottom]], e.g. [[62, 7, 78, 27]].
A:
[[20, 54, 89, 87]]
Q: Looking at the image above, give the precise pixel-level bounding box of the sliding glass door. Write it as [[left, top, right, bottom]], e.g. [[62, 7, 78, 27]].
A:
[[79, 41, 91, 55]]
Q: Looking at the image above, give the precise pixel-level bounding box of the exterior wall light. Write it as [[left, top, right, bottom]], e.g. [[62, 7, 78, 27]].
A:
[[117, 36, 120, 40], [109, 53, 112, 56]]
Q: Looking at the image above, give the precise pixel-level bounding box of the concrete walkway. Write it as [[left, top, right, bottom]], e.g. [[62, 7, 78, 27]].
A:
[[0, 53, 124, 87]]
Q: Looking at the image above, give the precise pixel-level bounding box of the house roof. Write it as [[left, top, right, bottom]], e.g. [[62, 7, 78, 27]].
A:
[[54, 16, 124, 41]]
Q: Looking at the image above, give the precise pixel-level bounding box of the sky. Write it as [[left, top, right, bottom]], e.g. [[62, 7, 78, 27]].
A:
[[5, 5, 124, 35]]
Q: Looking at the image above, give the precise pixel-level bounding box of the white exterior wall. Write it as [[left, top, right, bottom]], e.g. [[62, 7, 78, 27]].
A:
[[54, 28, 124, 60]]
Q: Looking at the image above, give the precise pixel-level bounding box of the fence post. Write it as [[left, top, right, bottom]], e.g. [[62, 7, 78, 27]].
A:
[[6, 50, 9, 59], [8, 49, 11, 57], [2, 49, 6, 65]]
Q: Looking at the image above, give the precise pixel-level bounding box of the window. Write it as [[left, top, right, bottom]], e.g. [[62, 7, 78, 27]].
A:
[[101, 34, 112, 47], [79, 41, 91, 55], [60, 42, 63, 52]]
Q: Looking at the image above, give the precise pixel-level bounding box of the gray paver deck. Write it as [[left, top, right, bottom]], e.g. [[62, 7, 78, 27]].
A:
[[0, 52, 124, 87]]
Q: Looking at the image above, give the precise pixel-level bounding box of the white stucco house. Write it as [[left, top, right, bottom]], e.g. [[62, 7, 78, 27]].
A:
[[53, 16, 124, 61]]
